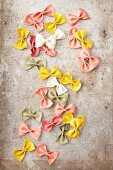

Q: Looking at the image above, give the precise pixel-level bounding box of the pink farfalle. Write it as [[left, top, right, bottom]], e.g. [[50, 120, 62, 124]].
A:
[[35, 87, 53, 109], [42, 115, 62, 132], [68, 8, 90, 26], [42, 45, 56, 57], [77, 48, 101, 72], [67, 27, 81, 49], [19, 122, 41, 140], [35, 144, 58, 165], [24, 14, 43, 32], [30, 35, 40, 57], [30, 35, 56, 57], [55, 103, 76, 116], [24, 4, 54, 32], [34, 4, 54, 22], [69, 27, 78, 35]]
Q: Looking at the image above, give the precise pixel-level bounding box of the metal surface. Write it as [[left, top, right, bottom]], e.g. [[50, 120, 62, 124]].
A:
[[0, 0, 113, 169]]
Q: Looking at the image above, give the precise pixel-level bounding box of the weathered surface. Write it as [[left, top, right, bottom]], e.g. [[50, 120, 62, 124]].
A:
[[0, 0, 113, 169]]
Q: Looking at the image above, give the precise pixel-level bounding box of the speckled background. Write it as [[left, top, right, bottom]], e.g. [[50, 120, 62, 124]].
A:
[[0, 0, 113, 170]]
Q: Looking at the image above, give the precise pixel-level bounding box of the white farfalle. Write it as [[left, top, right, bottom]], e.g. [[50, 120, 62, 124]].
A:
[[47, 77, 68, 95], [36, 29, 65, 49]]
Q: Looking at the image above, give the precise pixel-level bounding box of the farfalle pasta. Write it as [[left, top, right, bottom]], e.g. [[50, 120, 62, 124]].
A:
[[60, 72, 81, 93], [47, 87, 69, 107], [55, 103, 76, 116], [13, 138, 35, 161], [14, 28, 29, 50], [12, 3, 101, 166], [21, 108, 42, 122], [62, 112, 85, 139], [77, 48, 100, 72], [45, 12, 67, 34], [30, 35, 56, 57], [24, 4, 54, 32], [35, 87, 53, 108], [24, 56, 46, 70], [42, 115, 62, 132], [74, 30, 93, 48], [19, 123, 41, 140], [67, 27, 81, 49], [47, 77, 68, 95], [68, 8, 90, 26], [36, 29, 65, 49], [39, 66, 62, 80], [35, 144, 58, 165], [56, 124, 69, 144]]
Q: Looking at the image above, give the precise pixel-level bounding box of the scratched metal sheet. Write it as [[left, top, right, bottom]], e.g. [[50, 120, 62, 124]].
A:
[[0, 0, 113, 170]]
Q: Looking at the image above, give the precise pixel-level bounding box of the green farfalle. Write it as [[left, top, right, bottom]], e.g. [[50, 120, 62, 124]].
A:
[[47, 87, 69, 107], [21, 108, 42, 123], [56, 124, 69, 144], [25, 57, 46, 70]]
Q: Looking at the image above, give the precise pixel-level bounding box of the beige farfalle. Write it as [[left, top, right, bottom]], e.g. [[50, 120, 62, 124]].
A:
[[47, 77, 68, 95]]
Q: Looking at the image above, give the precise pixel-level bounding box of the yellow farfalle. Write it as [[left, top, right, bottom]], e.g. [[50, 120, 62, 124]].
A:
[[65, 128, 80, 139], [60, 72, 81, 93], [13, 138, 35, 161], [39, 66, 62, 80], [45, 12, 67, 34], [73, 30, 93, 49], [62, 112, 85, 139], [14, 28, 29, 50], [62, 111, 74, 124]]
